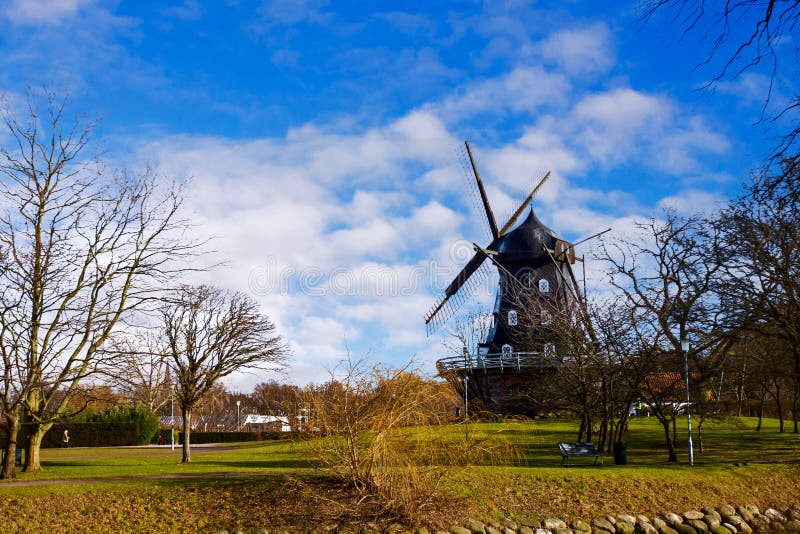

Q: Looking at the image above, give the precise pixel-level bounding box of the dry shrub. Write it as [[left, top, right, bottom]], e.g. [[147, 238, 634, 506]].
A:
[[307, 357, 517, 519]]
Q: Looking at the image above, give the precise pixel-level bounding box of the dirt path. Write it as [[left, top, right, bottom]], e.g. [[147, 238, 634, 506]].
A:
[[0, 471, 276, 487]]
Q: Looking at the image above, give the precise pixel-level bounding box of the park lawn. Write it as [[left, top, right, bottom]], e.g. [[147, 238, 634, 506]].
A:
[[0, 416, 798, 532]]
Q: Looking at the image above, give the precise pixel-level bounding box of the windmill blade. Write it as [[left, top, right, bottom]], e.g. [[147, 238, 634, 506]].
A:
[[499, 171, 551, 236], [464, 141, 499, 240], [425, 251, 491, 334]]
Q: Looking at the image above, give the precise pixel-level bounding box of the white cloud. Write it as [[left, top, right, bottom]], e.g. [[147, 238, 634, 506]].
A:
[[431, 66, 571, 120], [538, 22, 616, 75], [2, 0, 95, 24]]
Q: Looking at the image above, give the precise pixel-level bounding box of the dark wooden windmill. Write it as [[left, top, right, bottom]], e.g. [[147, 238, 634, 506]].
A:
[[427, 141, 582, 416]]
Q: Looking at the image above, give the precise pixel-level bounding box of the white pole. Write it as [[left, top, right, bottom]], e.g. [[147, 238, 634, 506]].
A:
[[236, 400, 241, 432], [170, 389, 175, 451], [682, 339, 694, 466]]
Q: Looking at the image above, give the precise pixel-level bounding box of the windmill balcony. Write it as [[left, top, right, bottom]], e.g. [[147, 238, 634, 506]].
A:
[[436, 351, 552, 374]]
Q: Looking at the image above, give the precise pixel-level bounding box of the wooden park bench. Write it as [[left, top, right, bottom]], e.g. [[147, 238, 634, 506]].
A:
[[558, 442, 603, 467]]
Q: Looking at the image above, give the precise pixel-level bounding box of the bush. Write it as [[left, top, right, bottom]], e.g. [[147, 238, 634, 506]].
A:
[[85, 404, 160, 445], [308, 358, 457, 520]]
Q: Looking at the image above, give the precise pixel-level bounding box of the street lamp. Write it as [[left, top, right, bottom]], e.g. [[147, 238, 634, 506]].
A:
[[170, 388, 175, 452], [681, 339, 694, 466], [236, 400, 241, 432], [463, 348, 470, 442]]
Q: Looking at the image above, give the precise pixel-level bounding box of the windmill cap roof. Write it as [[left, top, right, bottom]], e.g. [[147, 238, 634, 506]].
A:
[[496, 208, 560, 259]]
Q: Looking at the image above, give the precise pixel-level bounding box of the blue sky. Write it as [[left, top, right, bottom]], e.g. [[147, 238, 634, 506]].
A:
[[0, 1, 790, 389]]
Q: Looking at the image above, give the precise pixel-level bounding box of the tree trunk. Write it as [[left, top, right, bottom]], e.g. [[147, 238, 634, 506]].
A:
[[756, 386, 766, 431], [24, 423, 51, 473], [661, 418, 677, 462], [1, 417, 20, 479], [697, 417, 704, 454], [773, 381, 784, 433], [181, 405, 192, 463], [792, 384, 799, 434]]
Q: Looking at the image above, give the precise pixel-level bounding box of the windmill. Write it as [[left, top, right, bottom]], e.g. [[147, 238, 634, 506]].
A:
[[428, 141, 582, 415]]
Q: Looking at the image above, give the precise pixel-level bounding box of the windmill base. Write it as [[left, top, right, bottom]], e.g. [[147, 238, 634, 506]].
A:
[[439, 367, 557, 417]]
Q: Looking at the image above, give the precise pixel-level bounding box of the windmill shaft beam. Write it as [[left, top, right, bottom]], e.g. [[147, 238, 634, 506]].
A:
[[499, 171, 550, 236], [465, 141, 499, 239]]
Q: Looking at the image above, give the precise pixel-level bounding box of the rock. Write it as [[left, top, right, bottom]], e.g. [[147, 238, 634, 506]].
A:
[[488, 521, 503, 530], [657, 527, 679, 534], [535, 530, 552, 534], [618, 516, 636, 525], [571, 521, 591, 533], [554, 529, 573, 534], [718, 506, 736, 519], [708, 526, 730, 534], [386, 526, 407, 534], [735, 507, 755, 522], [544, 520, 567, 530], [522, 520, 542, 530], [704, 515, 721, 529], [789, 505, 800, 522], [502, 519, 519, 531], [593, 518, 615, 533], [615, 522, 635, 534], [674, 525, 697, 534], [665, 514, 684, 527], [748, 517, 770, 534], [653, 519, 667, 530], [736, 522, 752, 534], [519, 528, 533, 534], [784, 519, 800, 532], [484, 527, 501, 534], [684, 512, 705, 521], [450, 527, 472, 534], [606, 517, 617, 526], [636, 524, 658, 534], [772, 524, 786, 532], [467, 520, 486, 534], [766, 509, 788, 523], [686, 520, 708, 533], [436, 531, 450, 534], [415, 529, 429, 534], [504, 529, 516, 534], [637, 517, 652, 526]]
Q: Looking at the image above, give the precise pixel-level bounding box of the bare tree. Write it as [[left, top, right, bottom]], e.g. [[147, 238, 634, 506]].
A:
[[596, 212, 734, 461], [102, 331, 173, 413], [642, 0, 800, 154], [160, 284, 288, 463], [0, 90, 198, 477], [715, 157, 800, 433]]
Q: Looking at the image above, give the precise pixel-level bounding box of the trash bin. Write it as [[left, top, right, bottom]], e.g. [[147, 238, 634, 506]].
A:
[[613, 441, 627, 465]]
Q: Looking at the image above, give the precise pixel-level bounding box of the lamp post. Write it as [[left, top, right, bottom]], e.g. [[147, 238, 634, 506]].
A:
[[681, 339, 694, 466], [236, 400, 241, 432], [170, 389, 175, 452], [463, 347, 469, 442]]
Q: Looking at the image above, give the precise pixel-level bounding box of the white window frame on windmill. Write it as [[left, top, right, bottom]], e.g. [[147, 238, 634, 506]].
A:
[[541, 309, 552, 326], [501, 344, 513, 358], [543, 343, 556, 358], [538, 278, 549, 293], [507, 310, 518, 326]]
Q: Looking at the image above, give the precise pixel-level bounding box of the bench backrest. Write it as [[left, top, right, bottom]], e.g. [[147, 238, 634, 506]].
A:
[[559, 442, 598, 455]]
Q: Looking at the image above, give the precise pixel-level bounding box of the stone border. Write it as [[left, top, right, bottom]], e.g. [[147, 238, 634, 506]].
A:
[[440, 503, 800, 534]]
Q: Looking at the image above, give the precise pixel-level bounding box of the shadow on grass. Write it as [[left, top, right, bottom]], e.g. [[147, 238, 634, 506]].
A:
[[196, 458, 318, 470]]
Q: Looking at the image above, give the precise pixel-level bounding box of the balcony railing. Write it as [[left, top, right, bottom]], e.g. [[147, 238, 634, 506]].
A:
[[436, 351, 553, 374]]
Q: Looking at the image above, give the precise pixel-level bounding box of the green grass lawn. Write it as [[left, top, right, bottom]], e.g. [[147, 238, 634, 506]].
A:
[[0, 416, 798, 532]]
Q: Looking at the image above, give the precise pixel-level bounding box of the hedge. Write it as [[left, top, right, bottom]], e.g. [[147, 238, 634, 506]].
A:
[[152, 430, 296, 444], [1, 422, 140, 448]]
